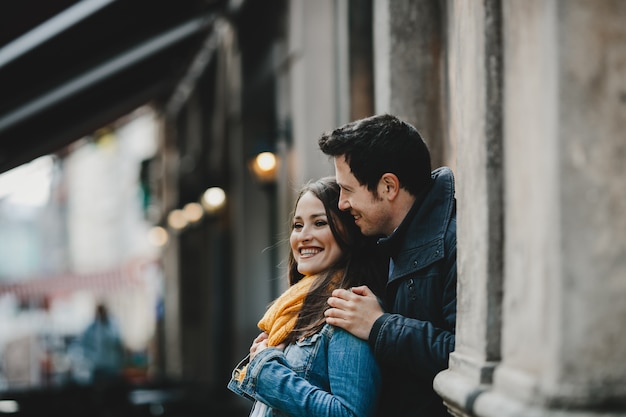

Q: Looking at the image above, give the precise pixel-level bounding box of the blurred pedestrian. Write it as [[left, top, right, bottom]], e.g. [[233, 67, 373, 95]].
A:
[[72, 302, 129, 417], [77, 302, 125, 385]]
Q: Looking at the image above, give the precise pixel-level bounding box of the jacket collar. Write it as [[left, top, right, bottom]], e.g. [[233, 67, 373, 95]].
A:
[[376, 179, 432, 256], [377, 167, 456, 280]]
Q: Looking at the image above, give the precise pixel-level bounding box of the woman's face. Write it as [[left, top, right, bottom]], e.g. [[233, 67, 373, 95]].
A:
[[290, 191, 344, 276]]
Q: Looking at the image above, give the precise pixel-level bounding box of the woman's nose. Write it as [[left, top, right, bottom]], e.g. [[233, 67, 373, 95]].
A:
[[299, 225, 313, 241]]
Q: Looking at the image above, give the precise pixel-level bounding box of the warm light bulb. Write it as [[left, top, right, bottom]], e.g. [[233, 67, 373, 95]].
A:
[[201, 187, 226, 213], [167, 209, 188, 230], [255, 152, 276, 172], [183, 202, 204, 223], [147, 226, 169, 247], [250, 152, 278, 183]]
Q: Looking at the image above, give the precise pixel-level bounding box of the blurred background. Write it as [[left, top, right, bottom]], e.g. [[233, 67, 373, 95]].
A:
[[0, 1, 624, 417]]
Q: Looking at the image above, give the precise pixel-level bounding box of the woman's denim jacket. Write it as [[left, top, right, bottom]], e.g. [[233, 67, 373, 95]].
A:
[[228, 323, 381, 417]]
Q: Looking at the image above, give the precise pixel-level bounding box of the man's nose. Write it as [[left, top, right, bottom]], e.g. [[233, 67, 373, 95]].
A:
[[338, 196, 350, 211]]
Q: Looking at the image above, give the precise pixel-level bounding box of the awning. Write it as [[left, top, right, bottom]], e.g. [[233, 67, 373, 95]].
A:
[[0, 0, 227, 174], [0, 259, 156, 301]]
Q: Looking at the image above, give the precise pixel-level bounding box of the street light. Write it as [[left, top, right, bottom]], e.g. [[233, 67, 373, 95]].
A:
[[201, 186, 226, 213], [147, 226, 169, 247], [249, 150, 279, 297], [167, 209, 187, 230], [249, 151, 278, 184], [183, 202, 204, 223]]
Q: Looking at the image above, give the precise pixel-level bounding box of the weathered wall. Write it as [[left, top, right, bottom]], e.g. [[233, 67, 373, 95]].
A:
[[373, 0, 451, 170], [436, 0, 626, 415]]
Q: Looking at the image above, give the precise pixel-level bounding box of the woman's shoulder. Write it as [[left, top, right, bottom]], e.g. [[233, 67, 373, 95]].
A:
[[322, 323, 368, 346]]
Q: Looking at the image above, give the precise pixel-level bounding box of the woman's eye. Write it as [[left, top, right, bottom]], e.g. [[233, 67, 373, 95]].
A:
[[315, 220, 328, 227], [293, 223, 303, 230]]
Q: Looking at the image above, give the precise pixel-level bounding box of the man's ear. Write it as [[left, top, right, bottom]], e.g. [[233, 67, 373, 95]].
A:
[[379, 173, 400, 200]]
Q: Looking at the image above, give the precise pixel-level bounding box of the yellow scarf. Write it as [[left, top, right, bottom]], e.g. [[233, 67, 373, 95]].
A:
[[234, 274, 316, 382], [258, 274, 316, 346]]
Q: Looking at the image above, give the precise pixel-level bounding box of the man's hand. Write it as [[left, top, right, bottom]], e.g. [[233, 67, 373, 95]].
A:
[[324, 285, 384, 340]]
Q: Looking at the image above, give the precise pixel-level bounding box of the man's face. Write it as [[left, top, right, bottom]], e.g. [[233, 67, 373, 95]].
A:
[[333, 155, 393, 237]]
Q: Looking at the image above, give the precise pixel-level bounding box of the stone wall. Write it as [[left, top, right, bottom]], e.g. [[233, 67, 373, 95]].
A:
[[433, 0, 626, 415]]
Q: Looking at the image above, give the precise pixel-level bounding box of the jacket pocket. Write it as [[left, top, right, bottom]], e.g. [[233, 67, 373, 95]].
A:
[[286, 333, 322, 373]]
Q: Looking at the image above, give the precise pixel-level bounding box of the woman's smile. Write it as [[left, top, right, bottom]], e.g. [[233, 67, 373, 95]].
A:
[[299, 247, 322, 257]]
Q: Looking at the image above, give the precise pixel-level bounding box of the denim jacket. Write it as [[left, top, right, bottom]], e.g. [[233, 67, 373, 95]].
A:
[[228, 323, 381, 417]]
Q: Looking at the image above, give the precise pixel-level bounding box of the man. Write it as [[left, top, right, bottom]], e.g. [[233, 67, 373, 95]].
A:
[[319, 114, 456, 417]]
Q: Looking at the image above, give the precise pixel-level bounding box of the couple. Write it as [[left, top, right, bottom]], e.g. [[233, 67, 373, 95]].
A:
[[228, 114, 457, 417]]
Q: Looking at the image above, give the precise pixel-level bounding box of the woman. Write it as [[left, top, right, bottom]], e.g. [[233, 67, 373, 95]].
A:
[[228, 176, 385, 417]]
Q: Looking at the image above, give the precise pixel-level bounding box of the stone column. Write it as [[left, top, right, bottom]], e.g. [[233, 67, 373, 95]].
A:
[[433, 1, 504, 415], [348, 0, 374, 120], [373, 0, 449, 169], [474, 0, 626, 415], [288, 0, 340, 185], [160, 121, 183, 378]]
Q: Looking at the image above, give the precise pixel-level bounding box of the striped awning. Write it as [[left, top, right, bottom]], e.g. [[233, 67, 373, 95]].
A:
[[0, 259, 154, 302]]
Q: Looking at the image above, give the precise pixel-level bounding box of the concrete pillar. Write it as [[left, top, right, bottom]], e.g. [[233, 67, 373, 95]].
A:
[[348, 0, 374, 120], [160, 121, 183, 378], [476, 1, 626, 414], [373, 0, 449, 168], [437, 1, 626, 416], [433, 0, 504, 414], [288, 0, 340, 186]]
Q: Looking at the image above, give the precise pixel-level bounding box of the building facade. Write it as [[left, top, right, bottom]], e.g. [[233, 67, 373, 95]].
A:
[[2, 0, 622, 416], [155, 1, 625, 415]]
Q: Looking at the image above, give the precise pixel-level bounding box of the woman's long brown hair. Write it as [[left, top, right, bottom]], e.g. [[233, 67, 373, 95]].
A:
[[283, 176, 386, 344]]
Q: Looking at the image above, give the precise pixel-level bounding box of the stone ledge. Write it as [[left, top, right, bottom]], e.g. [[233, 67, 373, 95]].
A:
[[434, 368, 489, 417], [434, 368, 626, 417], [474, 389, 626, 417]]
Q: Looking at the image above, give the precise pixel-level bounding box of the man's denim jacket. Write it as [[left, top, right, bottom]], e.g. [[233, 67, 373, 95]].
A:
[[228, 323, 381, 417]]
